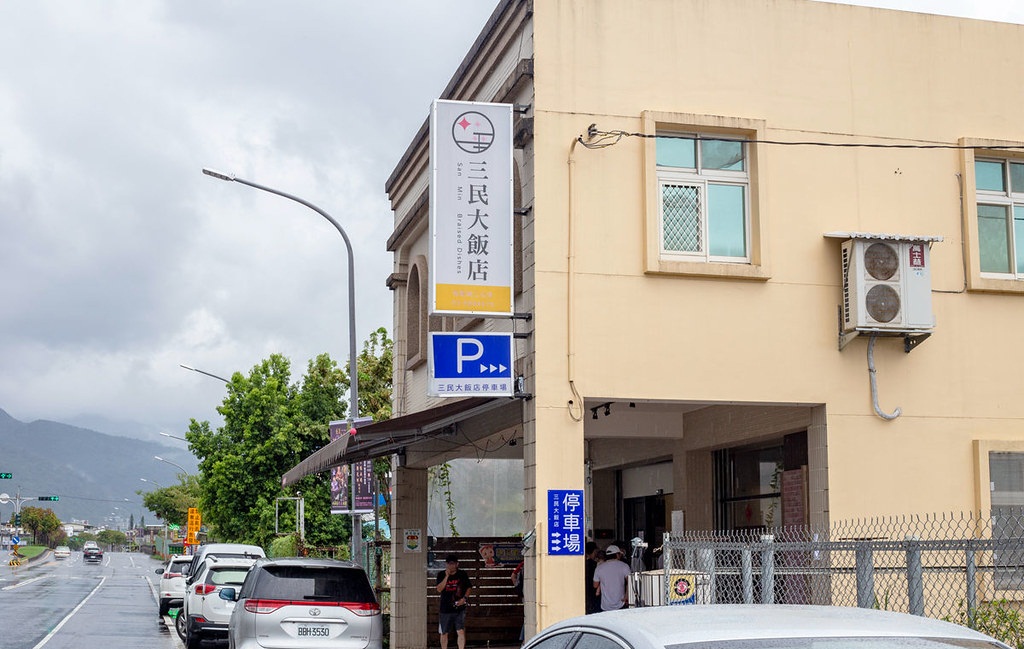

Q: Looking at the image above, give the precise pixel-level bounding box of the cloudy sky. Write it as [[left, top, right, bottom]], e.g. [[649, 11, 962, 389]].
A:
[[1, 0, 1022, 443]]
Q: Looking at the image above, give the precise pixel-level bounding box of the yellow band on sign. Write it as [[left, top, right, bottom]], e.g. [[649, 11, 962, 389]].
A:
[[435, 284, 512, 314]]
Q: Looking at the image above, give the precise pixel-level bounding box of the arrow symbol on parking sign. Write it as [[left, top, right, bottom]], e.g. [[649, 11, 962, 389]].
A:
[[479, 363, 508, 374]]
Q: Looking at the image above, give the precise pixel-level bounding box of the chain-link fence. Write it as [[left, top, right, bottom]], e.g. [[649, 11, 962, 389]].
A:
[[644, 511, 1024, 627]]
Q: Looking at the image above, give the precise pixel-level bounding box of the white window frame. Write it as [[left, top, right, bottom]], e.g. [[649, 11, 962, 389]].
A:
[[642, 111, 768, 281], [656, 138, 751, 264], [975, 156, 1024, 280]]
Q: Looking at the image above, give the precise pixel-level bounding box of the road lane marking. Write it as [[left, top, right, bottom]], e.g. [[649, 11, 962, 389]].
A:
[[2, 575, 51, 590], [31, 576, 106, 649]]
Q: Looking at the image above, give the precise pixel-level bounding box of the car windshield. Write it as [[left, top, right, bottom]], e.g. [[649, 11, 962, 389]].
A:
[[670, 638, 1006, 649], [253, 565, 376, 603]]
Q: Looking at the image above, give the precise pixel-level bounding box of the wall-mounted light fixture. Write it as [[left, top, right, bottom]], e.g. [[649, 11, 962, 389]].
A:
[[589, 402, 614, 419]]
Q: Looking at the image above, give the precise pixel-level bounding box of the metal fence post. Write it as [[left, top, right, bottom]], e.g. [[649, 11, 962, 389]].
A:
[[761, 534, 775, 605], [906, 536, 924, 616], [965, 541, 977, 628], [663, 532, 672, 606], [697, 547, 717, 604], [856, 542, 875, 609], [742, 546, 754, 604]]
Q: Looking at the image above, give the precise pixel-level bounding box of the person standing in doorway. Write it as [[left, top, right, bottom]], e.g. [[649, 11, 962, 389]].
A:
[[437, 554, 473, 649], [593, 544, 631, 611], [584, 542, 602, 614]]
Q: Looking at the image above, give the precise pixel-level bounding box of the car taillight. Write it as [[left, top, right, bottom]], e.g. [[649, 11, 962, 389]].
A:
[[244, 599, 288, 614], [162, 572, 181, 580], [346, 602, 382, 617], [195, 584, 216, 595], [243, 600, 381, 616]]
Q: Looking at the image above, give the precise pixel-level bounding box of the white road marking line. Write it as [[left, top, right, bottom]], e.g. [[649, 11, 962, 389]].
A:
[[31, 576, 106, 649], [2, 575, 51, 591]]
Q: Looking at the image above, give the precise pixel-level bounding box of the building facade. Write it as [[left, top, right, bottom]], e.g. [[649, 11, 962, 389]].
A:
[[379, 0, 1024, 644]]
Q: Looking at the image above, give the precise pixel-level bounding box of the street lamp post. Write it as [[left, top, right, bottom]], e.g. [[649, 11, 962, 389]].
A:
[[202, 167, 363, 564], [154, 456, 191, 476], [180, 363, 230, 383], [160, 431, 189, 443], [140, 477, 164, 489]]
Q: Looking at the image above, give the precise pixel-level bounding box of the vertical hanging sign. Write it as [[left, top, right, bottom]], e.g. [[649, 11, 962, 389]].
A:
[[430, 99, 514, 316], [328, 421, 351, 515], [547, 489, 584, 556]]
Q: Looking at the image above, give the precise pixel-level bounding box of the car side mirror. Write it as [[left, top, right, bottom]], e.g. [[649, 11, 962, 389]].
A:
[[155, 568, 165, 575], [219, 588, 237, 601]]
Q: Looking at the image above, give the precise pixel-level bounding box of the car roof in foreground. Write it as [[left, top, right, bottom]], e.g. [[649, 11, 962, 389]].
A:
[[255, 556, 364, 570], [533, 606, 1007, 648]]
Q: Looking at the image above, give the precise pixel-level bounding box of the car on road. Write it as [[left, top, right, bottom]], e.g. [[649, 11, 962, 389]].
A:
[[521, 605, 1010, 649], [179, 556, 256, 649], [83, 542, 103, 563], [220, 557, 382, 649], [184, 542, 265, 586], [155, 554, 194, 616], [53, 546, 71, 559]]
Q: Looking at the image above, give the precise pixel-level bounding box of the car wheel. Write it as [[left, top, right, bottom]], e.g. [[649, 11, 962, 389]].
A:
[[175, 611, 187, 641], [158, 599, 170, 616]]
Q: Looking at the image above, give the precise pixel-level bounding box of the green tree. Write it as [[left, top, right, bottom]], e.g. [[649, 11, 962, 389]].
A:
[[97, 529, 127, 549], [186, 330, 394, 550], [19, 506, 62, 545], [139, 475, 200, 527]]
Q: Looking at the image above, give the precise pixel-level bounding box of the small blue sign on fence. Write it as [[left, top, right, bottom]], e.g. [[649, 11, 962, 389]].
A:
[[547, 489, 584, 556]]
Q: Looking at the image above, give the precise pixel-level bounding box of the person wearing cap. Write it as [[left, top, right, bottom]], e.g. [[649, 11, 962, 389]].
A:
[[436, 554, 473, 649], [592, 544, 631, 611]]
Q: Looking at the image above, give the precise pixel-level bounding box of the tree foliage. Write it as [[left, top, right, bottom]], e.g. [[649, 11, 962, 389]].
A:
[[184, 330, 393, 550], [139, 475, 200, 527], [97, 529, 127, 548], [19, 506, 63, 546]]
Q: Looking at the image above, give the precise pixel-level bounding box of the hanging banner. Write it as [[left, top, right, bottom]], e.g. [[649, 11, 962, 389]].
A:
[[430, 99, 514, 316], [329, 421, 351, 514], [351, 460, 375, 513]]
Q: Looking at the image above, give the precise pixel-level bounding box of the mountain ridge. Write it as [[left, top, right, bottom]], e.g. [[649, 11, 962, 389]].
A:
[[0, 408, 198, 527]]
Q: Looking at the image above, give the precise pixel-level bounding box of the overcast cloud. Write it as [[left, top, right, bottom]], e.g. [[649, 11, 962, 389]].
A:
[[1, 0, 1021, 442]]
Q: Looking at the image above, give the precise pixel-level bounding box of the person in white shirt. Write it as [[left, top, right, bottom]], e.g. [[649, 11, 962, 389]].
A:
[[592, 544, 631, 611]]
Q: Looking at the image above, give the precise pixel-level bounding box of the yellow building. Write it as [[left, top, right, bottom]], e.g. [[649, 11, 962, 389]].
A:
[[290, 0, 1024, 645]]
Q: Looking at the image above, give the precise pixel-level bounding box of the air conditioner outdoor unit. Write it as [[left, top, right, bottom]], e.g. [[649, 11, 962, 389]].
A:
[[841, 238, 934, 333]]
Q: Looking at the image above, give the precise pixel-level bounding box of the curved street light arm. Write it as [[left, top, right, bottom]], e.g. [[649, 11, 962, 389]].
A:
[[201, 168, 359, 424]]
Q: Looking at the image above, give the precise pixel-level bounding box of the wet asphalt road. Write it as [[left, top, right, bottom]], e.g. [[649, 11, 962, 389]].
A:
[[0, 550, 181, 649]]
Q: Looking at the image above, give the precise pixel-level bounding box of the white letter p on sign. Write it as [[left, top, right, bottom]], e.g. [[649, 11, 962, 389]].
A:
[[456, 338, 484, 373]]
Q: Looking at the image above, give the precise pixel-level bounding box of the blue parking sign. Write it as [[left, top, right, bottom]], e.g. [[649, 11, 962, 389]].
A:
[[429, 332, 514, 397], [548, 490, 584, 555]]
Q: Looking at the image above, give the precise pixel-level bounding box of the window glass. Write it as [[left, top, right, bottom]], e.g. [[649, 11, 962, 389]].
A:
[[528, 632, 575, 649], [708, 184, 747, 257], [976, 160, 1006, 192], [662, 183, 701, 253], [1011, 162, 1024, 194], [209, 568, 251, 586], [1017, 206, 1024, 275], [575, 633, 627, 649], [253, 565, 377, 603], [702, 139, 744, 171], [990, 452, 1024, 590], [657, 136, 696, 168], [978, 204, 1011, 273]]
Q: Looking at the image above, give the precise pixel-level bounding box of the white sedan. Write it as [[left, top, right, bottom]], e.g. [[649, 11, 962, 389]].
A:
[[522, 605, 1010, 649], [53, 546, 71, 559]]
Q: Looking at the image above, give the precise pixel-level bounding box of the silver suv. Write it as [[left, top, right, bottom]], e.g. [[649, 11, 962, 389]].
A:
[[221, 557, 382, 649], [181, 556, 256, 648]]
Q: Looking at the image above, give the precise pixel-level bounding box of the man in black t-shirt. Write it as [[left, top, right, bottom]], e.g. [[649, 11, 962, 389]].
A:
[[436, 554, 473, 649]]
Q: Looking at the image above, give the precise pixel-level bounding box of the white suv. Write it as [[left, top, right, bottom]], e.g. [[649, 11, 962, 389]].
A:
[[221, 557, 382, 649], [154, 555, 193, 616], [179, 556, 256, 649]]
